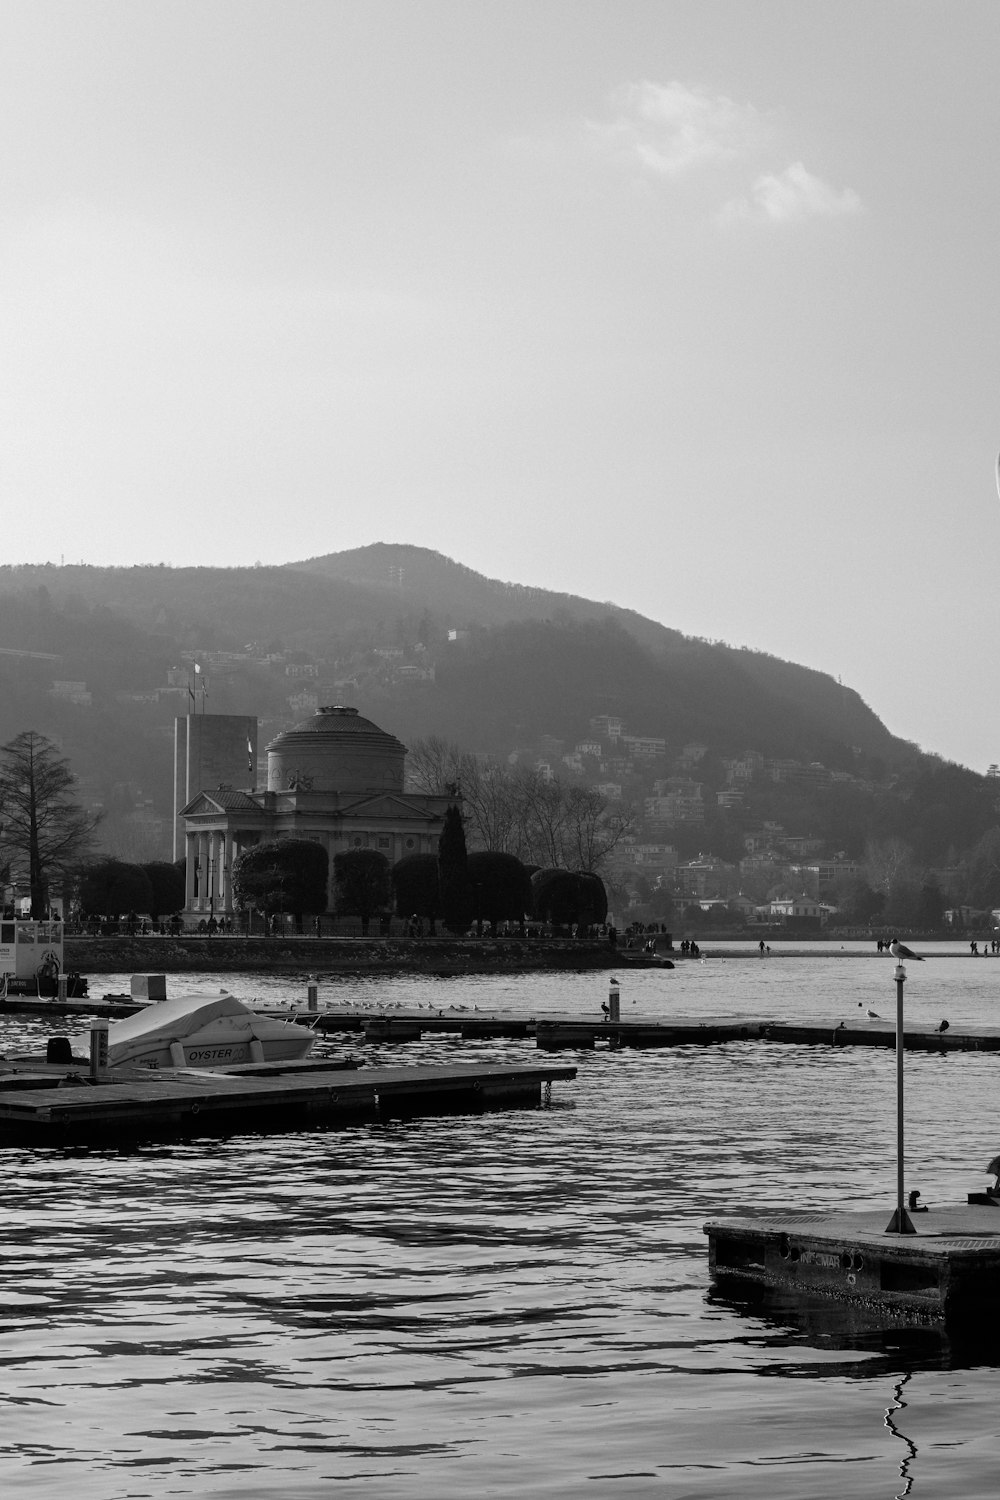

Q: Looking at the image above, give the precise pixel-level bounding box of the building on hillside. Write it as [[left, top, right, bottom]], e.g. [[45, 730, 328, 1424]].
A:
[[177, 705, 453, 922], [674, 858, 736, 900], [620, 733, 666, 759], [50, 680, 92, 706], [768, 893, 836, 924], [790, 858, 864, 897]]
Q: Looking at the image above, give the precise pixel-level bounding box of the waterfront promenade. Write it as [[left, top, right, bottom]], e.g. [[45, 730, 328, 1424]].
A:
[[63, 933, 627, 976]]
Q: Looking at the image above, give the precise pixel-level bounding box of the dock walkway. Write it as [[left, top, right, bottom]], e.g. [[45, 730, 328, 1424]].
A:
[[0, 1057, 576, 1146], [302, 1011, 1000, 1053]]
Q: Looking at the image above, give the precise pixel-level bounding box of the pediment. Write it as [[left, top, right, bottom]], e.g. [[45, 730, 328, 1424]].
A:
[[180, 790, 263, 817], [338, 793, 439, 821]]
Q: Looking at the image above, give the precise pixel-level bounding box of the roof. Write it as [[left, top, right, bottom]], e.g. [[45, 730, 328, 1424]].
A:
[[266, 704, 405, 754], [179, 789, 263, 816]]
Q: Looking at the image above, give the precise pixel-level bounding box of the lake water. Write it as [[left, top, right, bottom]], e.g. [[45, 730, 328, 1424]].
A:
[[3, 945, 1000, 1498]]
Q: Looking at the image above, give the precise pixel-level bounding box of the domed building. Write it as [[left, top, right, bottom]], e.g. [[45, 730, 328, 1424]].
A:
[[178, 706, 455, 921]]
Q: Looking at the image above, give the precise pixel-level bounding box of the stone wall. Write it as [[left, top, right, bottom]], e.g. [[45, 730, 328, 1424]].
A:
[[64, 935, 619, 976]]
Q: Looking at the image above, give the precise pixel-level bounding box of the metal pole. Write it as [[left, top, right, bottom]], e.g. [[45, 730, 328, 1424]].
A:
[[885, 962, 916, 1234], [89, 1019, 109, 1081]]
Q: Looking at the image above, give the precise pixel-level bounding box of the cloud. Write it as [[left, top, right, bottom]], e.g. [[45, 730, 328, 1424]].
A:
[[591, 80, 767, 178], [587, 82, 862, 229], [722, 161, 863, 224]]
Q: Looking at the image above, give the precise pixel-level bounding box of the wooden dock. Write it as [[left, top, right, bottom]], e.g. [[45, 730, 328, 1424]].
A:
[[0, 1057, 576, 1146], [302, 1010, 1000, 1053], [7, 998, 998, 1055], [706, 1201, 1000, 1323], [0, 993, 141, 1019]]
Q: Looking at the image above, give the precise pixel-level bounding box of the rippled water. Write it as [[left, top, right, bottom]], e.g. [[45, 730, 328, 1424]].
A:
[[3, 949, 1000, 1497]]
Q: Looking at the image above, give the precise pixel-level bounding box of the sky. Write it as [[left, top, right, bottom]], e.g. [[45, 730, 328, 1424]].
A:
[[1, 1, 999, 771]]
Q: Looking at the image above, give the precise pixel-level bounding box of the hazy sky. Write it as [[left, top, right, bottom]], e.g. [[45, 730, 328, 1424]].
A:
[[2, 2, 999, 770]]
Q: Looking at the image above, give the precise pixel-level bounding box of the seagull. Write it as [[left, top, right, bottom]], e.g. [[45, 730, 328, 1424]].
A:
[[937, 1019, 949, 1032], [889, 938, 925, 962], [859, 1002, 880, 1018]]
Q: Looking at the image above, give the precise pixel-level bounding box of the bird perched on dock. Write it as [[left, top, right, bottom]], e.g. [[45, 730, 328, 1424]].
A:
[[858, 1003, 880, 1019], [937, 1019, 949, 1033], [889, 937, 924, 961]]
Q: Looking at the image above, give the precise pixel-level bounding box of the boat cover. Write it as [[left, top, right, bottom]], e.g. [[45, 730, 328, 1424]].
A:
[[106, 990, 313, 1066]]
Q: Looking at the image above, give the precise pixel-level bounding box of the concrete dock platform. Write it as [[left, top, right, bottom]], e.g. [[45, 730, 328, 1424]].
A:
[[706, 1202, 1000, 1323], [0, 1057, 576, 1146]]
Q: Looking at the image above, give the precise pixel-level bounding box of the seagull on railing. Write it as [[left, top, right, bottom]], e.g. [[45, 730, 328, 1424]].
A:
[[889, 938, 924, 962]]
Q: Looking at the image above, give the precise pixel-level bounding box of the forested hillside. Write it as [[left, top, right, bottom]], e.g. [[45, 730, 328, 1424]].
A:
[[0, 546, 992, 902]]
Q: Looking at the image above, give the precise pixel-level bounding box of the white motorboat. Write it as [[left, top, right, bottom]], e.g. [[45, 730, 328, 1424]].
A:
[[106, 990, 316, 1070]]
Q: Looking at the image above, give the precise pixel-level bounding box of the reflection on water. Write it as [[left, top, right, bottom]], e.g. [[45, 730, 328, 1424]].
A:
[[886, 1371, 917, 1500], [2, 959, 1000, 1496]]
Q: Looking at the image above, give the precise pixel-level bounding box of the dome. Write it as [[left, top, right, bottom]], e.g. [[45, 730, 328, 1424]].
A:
[[266, 705, 406, 794]]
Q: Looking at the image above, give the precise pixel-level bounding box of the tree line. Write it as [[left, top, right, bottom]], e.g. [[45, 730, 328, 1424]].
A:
[[231, 808, 608, 935], [404, 736, 633, 870], [0, 729, 609, 934]]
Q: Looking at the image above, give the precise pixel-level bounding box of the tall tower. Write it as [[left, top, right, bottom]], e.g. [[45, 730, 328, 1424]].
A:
[[173, 714, 258, 859]]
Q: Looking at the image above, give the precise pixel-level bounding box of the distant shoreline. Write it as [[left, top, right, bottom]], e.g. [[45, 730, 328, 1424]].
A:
[[58, 934, 974, 976]]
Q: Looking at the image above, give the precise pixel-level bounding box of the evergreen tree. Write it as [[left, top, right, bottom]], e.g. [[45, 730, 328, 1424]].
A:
[[466, 851, 532, 933], [78, 858, 153, 918], [0, 730, 101, 916], [332, 849, 392, 935], [141, 860, 187, 922], [391, 853, 441, 932], [232, 839, 329, 932], [438, 804, 474, 934]]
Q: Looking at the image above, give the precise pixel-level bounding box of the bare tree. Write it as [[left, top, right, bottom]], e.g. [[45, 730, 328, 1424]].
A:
[[407, 737, 631, 873], [460, 759, 526, 855], [406, 739, 525, 855], [0, 730, 101, 915], [864, 837, 915, 898], [404, 736, 468, 796], [516, 773, 568, 867], [561, 786, 635, 872]]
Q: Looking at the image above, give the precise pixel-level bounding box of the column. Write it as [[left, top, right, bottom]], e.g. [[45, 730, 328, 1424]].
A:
[[197, 831, 209, 913], [220, 832, 234, 913], [185, 832, 199, 908]]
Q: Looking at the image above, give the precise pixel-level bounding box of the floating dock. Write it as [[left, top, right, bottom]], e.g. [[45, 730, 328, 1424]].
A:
[[7, 997, 998, 1054], [0, 993, 140, 1019], [705, 1202, 1000, 1324], [535, 1017, 1000, 1052], [303, 1011, 1000, 1053], [0, 1057, 576, 1146]]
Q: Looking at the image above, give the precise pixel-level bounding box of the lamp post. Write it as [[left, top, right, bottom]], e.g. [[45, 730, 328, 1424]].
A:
[[885, 961, 917, 1235]]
